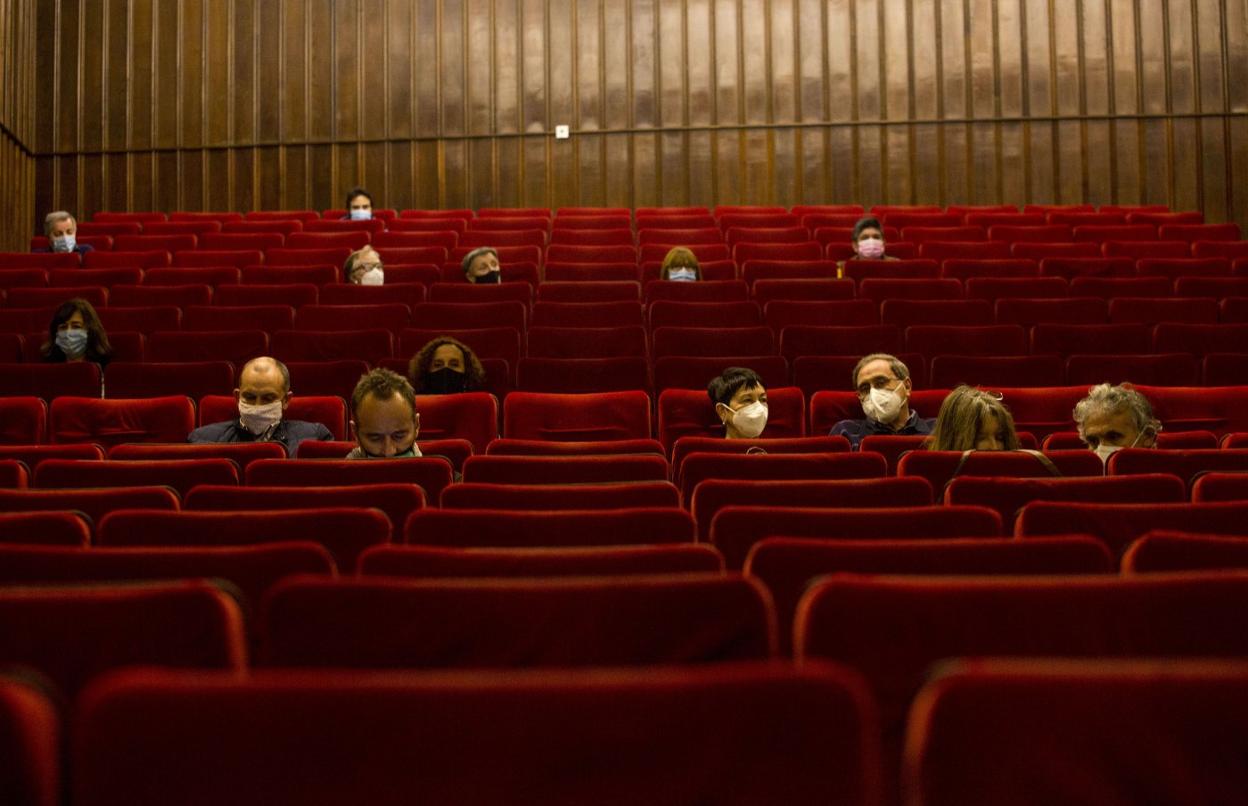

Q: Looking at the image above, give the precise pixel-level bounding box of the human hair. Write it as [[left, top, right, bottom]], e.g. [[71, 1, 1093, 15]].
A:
[[351, 368, 416, 418], [41, 298, 112, 364], [407, 336, 486, 393], [852, 216, 883, 241], [707, 367, 764, 407], [660, 247, 701, 280], [44, 211, 74, 237], [344, 187, 373, 208], [460, 246, 499, 277], [343, 246, 379, 283], [850, 352, 911, 391], [1073, 383, 1159, 443], [926, 385, 1021, 451], [240, 357, 291, 393]]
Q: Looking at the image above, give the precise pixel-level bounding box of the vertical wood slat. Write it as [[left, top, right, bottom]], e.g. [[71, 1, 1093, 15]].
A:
[[5, 0, 1247, 247]]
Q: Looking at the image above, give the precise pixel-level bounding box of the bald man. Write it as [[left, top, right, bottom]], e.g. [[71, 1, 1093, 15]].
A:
[[189, 357, 333, 457]]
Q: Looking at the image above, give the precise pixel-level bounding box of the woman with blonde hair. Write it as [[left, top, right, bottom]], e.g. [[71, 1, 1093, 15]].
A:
[[660, 247, 700, 281], [925, 385, 1020, 451]]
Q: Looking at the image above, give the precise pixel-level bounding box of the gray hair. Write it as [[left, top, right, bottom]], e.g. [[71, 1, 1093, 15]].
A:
[[44, 211, 75, 237], [850, 352, 911, 391], [1073, 383, 1159, 441], [460, 246, 499, 276]]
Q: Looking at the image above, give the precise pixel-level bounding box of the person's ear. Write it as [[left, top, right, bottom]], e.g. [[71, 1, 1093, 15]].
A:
[[902, 378, 912, 394], [714, 402, 730, 425], [282, 390, 292, 410], [348, 420, 358, 440], [232, 388, 241, 404], [412, 412, 421, 440]]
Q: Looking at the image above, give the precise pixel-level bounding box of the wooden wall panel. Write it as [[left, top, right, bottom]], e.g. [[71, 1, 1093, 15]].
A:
[[14, 0, 1247, 241], [1, 0, 36, 251]]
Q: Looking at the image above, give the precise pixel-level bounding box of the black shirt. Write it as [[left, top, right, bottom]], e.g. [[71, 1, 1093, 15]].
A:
[[829, 410, 936, 449]]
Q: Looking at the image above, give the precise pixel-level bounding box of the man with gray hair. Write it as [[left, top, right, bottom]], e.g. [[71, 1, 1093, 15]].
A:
[[829, 352, 937, 449], [34, 211, 93, 255], [189, 356, 333, 457], [461, 246, 501, 284], [1073, 383, 1160, 461]]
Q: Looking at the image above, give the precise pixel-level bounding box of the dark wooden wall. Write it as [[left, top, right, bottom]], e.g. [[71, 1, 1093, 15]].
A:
[[21, 0, 1248, 234], [1, 0, 36, 250]]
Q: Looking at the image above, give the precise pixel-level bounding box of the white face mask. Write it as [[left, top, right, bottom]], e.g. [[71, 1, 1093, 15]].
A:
[[857, 237, 885, 259], [360, 268, 384, 286], [52, 234, 76, 253], [862, 383, 905, 424], [56, 329, 88, 358], [1094, 444, 1122, 466], [238, 400, 283, 436], [724, 401, 768, 439], [349, 208, 372, 221], [669, 268, 697, 282]]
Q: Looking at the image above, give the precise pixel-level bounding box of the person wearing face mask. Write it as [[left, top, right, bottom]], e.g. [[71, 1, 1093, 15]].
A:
[[41, 298, 112, 372], [343, 188, 375, 221], [188, 357, 332, 457], [925, 385, 1021, 451], [1073, 383, 1160, 464], [462, 247, 502, 284], [408, 336, 486, 396], [830, 353, 936, 449], [34, 211, 94, 255], [660, 247, 701, 282], [345, 368, 424, 459], [835, 216, 895, 278], [344, 246, 385, 285], [707, 367, 770, 440]]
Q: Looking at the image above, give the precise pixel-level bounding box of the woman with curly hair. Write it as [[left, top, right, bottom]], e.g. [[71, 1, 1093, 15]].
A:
[[407, 336, 486, 395], [41, 297, 113, 370]]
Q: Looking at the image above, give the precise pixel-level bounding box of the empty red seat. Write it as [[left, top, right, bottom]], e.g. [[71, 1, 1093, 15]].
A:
[[212, 282, 318, 306], [440, 480, 676, 511], [264, 246, 352, 267], [0, 486, 178, 525], [741, 259, 840, 283], [0, 252, 79, 269], [1153, 323, 1248, 356], [270, 329, 393, 363], [779, 325, 903, 360], [964, 277, 1068, 301], [34, 458, 238, 497], [945, 474, 1186, 526], [652, 355, 789, 394], [1109, 296, 1219, 324], [144, 330, 267, 364], [680, 452, 887, 511], [537, 280, 641, 302], [93, 305, 181, 335], [47, 396, 193, 447], [929, 354, 1065, 388], [170, 249, 262, 269], [668, 435, 849, 481], [0, 511, 91, 547], [73, 662, 877, 806], [1137, 383, 1248, 435], [0, 460, 28, 489], [1038, 255, 1134, 278], [359, 542, 716, 577], [1073, 223, 1158, 242], [261, 572, 770, 667], [657, 387, 806, 451], [1064, 352, 1200, 386], [1160, 222, 1241, 241], [113, 234, 196, 253], [1017, 501, 1248, 555], [1031, 323, 1153, 355], [880, 300, 993, 327], [245, 457, 452, 506], [108, 441, 284, 470], [903, 658, 1248, 806], [526, 326, 646, 359], [405, 507, 694, 548], [994, 224, 1078, 242], [712, 505, 1002, 570], [427, 282, 531, 307], [1104, 240, 1191, 260], [1123, 531, 1248, 571], [1193, 472, 1248, 503], [285, 231, 370, 251], [763, 300, 878, 330], [1066, 275, 1179, 300], [0, 676, 58, 806], [898, 449, 1103, 495], [8, 285, 108, 309], [503, 390, 653, 443], [905, 324, 1028, 357], [750, 279, 854, 307], [993, 297, 1106, 326], [652, 326, 775, 358], [184, 483, 424, 534], [516, 357, 650, 394], [530, 301, 642, 328], [938, 258, 1039, 280], [0, 363, 101, 399], [1107, 448, 1248, 489], [293, 304, 411, 333], [1192, 240, 1248, 259], [317, 283, 427, 308], [1137, 256, 1232, 279], [1202, 353, 1248, 385], [462, 455, 667, 486]]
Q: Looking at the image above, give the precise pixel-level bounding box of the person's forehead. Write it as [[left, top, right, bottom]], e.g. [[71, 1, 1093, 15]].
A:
[[357, 393, 414, 426], [1084, 407, 1136, 433], [432, 344, 463, 360], [857, 227, 882, 238], [240, 365, 284, 390], [731, 383, 765, 400], [856, 359, 896, 384]]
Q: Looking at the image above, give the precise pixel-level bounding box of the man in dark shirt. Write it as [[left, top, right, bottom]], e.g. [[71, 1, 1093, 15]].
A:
[[33, 211, 94, 255], [188, 357, 332, 457], [829, 353, 936, 449]]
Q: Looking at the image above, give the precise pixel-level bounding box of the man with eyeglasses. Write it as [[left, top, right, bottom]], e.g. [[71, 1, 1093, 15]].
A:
[[829, 353, 936, 449], [344, 246, 385, 286]]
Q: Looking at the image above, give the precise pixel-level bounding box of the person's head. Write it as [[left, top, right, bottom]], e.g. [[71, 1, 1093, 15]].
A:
[[851, 216, 886, 260], [660, 247, 701, 282], [927, 386, 1021, 451], [44, 211, 78, 252], [42, 298, 110, 363], [345, 188, 373, 220], [234, 357, 292, 435], [350, 368, 420, 458], [344, 246, 384, 285], [1073, 383, 1160, 460], [461, 247, 501, 284], [852, 353, 913, 428], [707, 367, 769, 439], [408, 336, 486, 395]]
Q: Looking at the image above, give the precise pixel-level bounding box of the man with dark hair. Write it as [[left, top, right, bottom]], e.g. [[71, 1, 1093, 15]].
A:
[[189, 357, 332, 457], [836, 216, 896, 276], [344, 188, 374, 220], [829, 352, 936, 449], [461, 246, 501, 284], [346, 368, 422, 459], [707, 367, 769, 439]]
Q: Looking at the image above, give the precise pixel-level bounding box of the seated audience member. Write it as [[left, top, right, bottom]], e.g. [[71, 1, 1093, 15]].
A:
[[42, 298, 112, 370], [344, 245, 384, 285], [660, 247, 701, 281], [346, 368, 422, 459], [1074, 383, 1160, 461], [408, 336, 486, 395], [189, 357, 332, 457], [344, 187, 374, 220], [926, 385, 1020, 451], [707, 367, 769, 440], [836, 216, 895, 276], [462, 246, 501, 284], [34, 211, 93, 254], [830, 353, 935, 449]]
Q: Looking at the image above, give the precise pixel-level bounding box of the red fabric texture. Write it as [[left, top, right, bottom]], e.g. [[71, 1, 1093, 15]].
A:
[[404, 507, 694, 548]]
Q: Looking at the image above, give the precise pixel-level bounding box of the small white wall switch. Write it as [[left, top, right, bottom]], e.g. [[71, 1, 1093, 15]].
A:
[[555, 125, 570, 139]]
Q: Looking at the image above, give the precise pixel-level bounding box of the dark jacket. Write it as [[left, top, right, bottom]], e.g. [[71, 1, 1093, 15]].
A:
[[829, 410, 936, 450], [188, 418, 333, 458]]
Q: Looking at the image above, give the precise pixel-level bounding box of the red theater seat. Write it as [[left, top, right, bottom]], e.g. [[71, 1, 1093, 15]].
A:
[[212, 283, 318, 306], [184, 484, 425, 534], [48, 266, 142, 288], [1203, 353, 1248, 385], [170, 249, 262, 269], [270, 329, 393, 363], [245, 458, 453, 506], [669, 435, 850, 481], [649, 301, 763, 329], [1137, 257, 1232, 279], [1123, 531, 1248, 572], [657, 387, 806, 452], [680, 452, 888, 510], [897, 449, 1103, 495], [146, 331, 268, 364], [404, 508, 695, 548], [1064, 353, 1200, 386], [483, 438, 662, 456], [652, 356, 789, 394], [0, 363, 101, 399], [880, 300, 993, 327], [48, 396, 194, 447], [0, 678, 58, 806], [527, 326, 647, 359], [110, 284, 211, 307], [461, 455, 668, 485], [295, 439, 472, 472], [317, 283, 427, 308], [964, 277, 1069, 301], [543, 262, 639, 282], [944, 474, 1186, 526], [440, 481, 676, 511], [857, 278, 963, 302], [1031, 323, 1153, 354], [8, 285, 108, 309], [0, 511, 91, 547], [1153, 323, 1248, 356], [359, 542, 717, 577], [0, 252, 79, 269], [903, 659, 1248, 806], [938, 258, 1039, 280], [260, 573, 772, 668], [1017, 501, 1248, 555], [0, 460, 28, 489], [750, 279, 854, 307], [1107, 448, 1248, 489], [0, 487, 178, 526], [537, 280, 641, 302], [516, 357, 651, 394], [1193, 473, 1248, 503], [73, 662, 877, 806], [1038, 256, 1134, 278], [531, 301, 643, 328], [94, 305, 181, 335], [34, 458, 239, 497], [1137, 383, 1248, 435], [742, 259, 840, 283], [427, 282, 531, 307], [293, 303, 411, 333], [929, 355, 1066, 387], [109, 441, 285, 470], [764, 300, 879, 330], [652, 326, 775, 358], [905, 325, 1028, 356], [1110, 297, 1220, 325], [992, 297, 1106, 326]]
